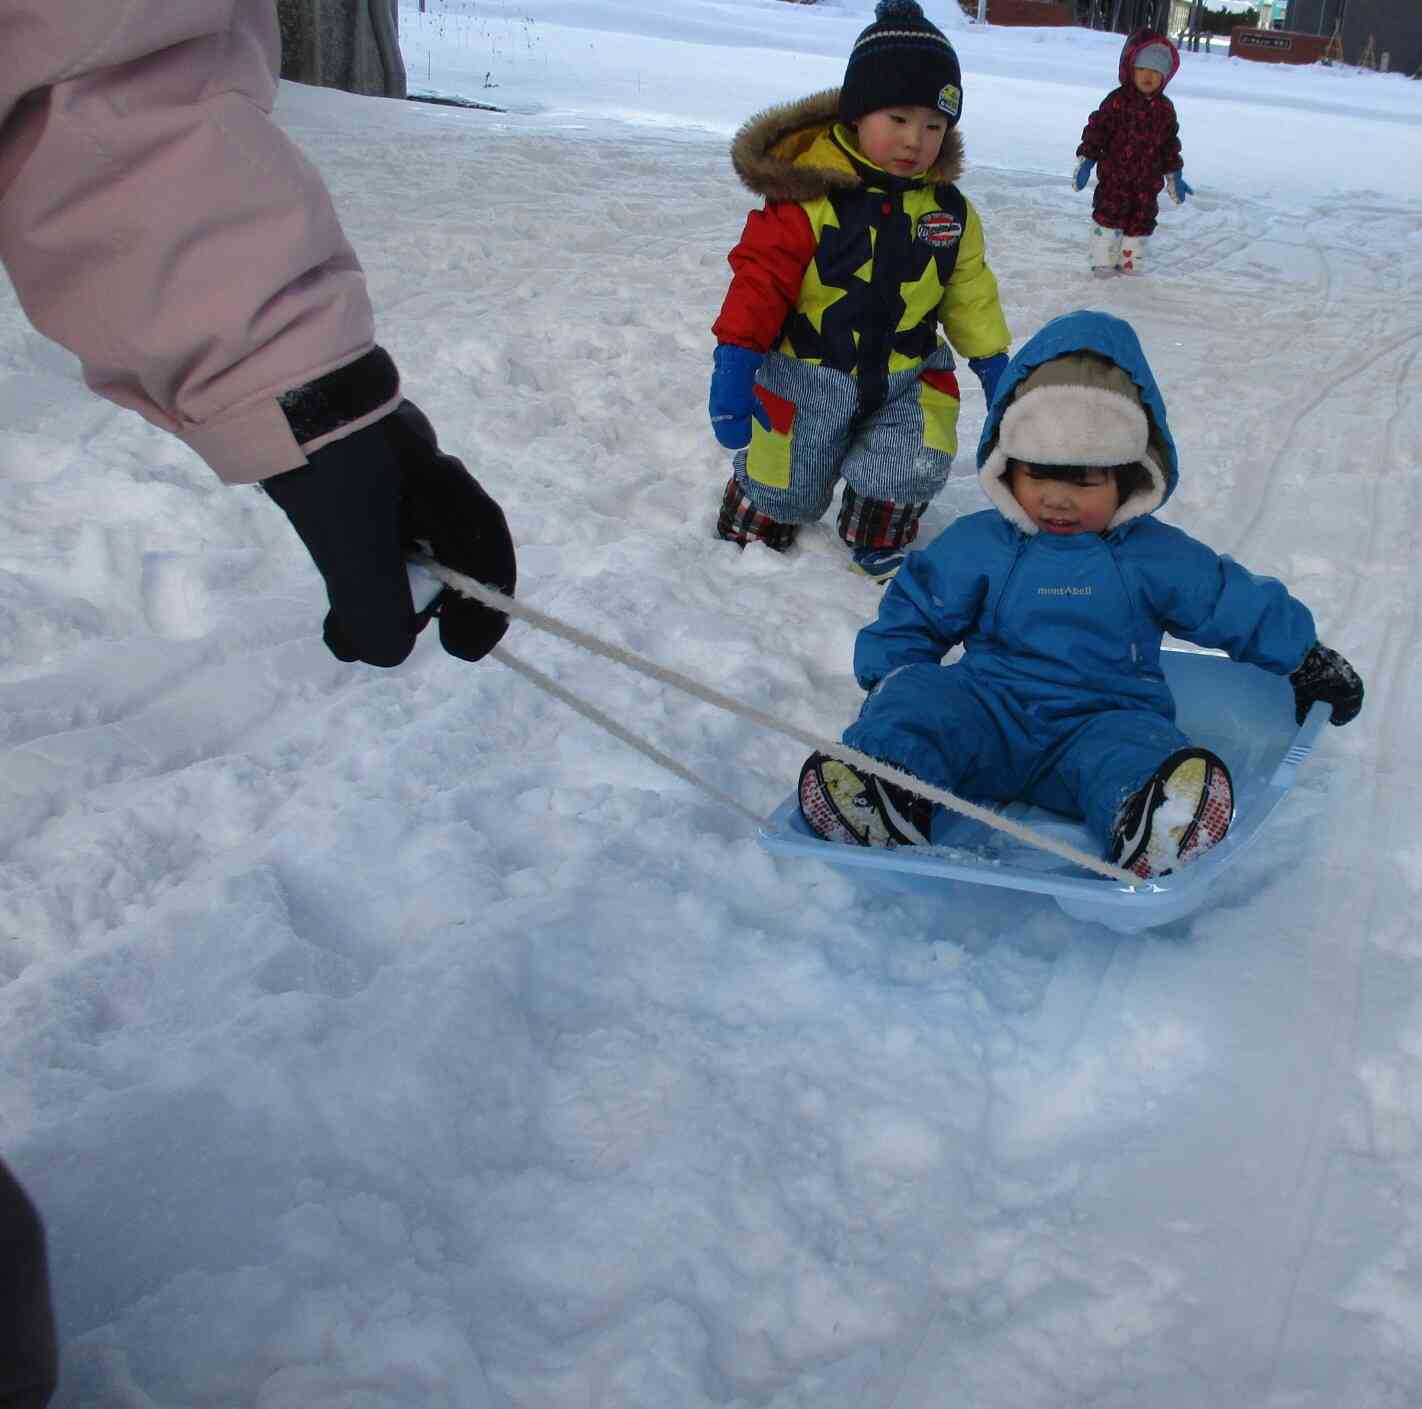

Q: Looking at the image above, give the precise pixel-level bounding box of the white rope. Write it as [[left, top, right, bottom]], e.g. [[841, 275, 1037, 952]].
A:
[[415, 559, 1139, 886], [489, 645, 765, 826]]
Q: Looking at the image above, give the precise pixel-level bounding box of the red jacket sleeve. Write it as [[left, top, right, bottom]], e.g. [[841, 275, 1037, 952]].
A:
[[1077, 92, 1120, 161], [711, 202, 817, 352]]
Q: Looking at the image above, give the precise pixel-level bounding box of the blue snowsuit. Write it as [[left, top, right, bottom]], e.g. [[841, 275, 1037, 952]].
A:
[[843, 310, 1317, 850]]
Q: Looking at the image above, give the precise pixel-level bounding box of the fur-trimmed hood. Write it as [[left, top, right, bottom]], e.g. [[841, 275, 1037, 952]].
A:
[[730, 88, 965, 205], [976, 310, 1179, 535]]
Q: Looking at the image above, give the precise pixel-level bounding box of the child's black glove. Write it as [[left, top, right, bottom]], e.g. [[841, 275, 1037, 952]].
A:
[[263, 400, 516, 667], [1290, 642, 1363, 726]]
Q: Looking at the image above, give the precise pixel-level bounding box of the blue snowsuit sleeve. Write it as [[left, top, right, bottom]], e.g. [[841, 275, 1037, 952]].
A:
[[1141, 530, 1316, 673], [853, 532, 992, 690]]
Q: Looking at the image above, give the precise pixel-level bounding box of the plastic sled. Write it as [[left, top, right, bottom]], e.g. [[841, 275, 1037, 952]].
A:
[[759, 648, 1329, 934]]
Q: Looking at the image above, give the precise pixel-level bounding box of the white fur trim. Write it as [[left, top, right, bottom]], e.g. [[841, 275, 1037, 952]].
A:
[[1109, 446, 1168, 528], [979, 446, 1038, 532], [998, 384, 1147, 467]]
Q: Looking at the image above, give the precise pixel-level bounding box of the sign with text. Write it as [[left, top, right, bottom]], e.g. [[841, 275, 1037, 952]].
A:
[[1229, 27, 1329, 63]]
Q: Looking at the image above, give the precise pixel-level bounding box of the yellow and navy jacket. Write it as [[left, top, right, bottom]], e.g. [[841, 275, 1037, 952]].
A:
[[712, 89, 1010, 415]]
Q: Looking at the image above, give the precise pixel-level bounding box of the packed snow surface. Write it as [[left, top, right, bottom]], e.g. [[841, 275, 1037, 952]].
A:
[[2, 2, 1421, 1405]]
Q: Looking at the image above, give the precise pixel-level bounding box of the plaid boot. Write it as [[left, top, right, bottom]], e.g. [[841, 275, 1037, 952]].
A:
[[716, 477, 798, 551], [838, 487, 927, 584]]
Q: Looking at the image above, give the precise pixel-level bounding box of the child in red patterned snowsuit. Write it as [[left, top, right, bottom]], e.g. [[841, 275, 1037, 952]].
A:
[[1072, 29, 1192, 276]]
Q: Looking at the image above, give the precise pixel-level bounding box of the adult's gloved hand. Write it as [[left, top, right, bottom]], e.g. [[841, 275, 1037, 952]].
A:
[[968, 352, 1010, 408], [1073, 157, 1095, 192], [0, 1159, 57, 1409], [708, 344, 766, 450], [263, 400, 516, 667], [1290, 641, 1364, 726], [1166, 170, 1194, 204]]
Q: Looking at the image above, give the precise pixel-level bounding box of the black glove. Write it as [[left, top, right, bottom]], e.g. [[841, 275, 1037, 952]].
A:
[[1290, 641, 1363, 726], [263, 400, 516, 666]]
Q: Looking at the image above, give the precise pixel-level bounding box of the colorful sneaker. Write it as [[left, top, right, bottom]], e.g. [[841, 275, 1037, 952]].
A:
[[850, 545, 908, 585], [1109, 748, 1235, 880], [798, 751, 933, 848]]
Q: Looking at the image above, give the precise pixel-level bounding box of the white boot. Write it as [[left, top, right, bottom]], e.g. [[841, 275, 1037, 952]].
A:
[[1119, 234, 1149, 275], [1088, 223, 1121, 275]]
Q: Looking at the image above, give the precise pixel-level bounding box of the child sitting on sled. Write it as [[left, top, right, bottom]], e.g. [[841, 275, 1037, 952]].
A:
[[708, 0, 1011, 583], [797, 309, 1363, 881]]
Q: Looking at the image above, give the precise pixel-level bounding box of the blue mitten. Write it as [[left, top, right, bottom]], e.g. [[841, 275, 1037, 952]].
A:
[[1073, 157, 1095, 191], [709, 344, 765, 450], [968, 352, 1009, 408], [1166, 170, 1194, 204]]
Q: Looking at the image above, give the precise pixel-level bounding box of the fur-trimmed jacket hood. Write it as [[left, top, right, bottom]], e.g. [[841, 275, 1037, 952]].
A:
[[730, 88, 965, 205], [977, 309, 1178, 534]]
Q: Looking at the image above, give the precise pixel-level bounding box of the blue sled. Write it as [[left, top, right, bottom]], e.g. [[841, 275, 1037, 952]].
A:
[[759, 648, 1329, 934]]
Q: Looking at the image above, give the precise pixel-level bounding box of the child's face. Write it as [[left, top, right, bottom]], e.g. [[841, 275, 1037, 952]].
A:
[[1008, 461, 1120, 535], [853, 106, 948, 177], [1132, 65, 1164, 96]]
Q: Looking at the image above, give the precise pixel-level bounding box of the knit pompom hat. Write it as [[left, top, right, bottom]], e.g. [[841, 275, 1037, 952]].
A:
[[839, 0, 964, 128], [980, 351, 1170, 533]]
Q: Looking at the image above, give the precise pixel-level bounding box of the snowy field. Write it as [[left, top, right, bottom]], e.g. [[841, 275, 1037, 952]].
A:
[[3, 1, 1422, 1405]]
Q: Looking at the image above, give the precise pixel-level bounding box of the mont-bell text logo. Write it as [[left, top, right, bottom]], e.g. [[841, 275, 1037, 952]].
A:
[[916, 211, 963, 248]]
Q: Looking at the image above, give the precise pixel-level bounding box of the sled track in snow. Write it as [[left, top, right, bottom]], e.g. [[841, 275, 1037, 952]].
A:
[[1258, 473, 1418, 1401], [1225, 204, 1421, 567]]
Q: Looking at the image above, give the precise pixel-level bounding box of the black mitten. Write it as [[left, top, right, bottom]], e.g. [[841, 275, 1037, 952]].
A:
[[386, 400, 517, 663], [1290, 641, 1363, 726], [263, 401, 515, 666]]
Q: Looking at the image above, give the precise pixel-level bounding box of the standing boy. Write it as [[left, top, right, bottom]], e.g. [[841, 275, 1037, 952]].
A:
[[709, 0, 1011, 583]]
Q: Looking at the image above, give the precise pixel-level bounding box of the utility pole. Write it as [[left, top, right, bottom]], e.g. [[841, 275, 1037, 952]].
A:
[[1186, 0, 1205, 52]]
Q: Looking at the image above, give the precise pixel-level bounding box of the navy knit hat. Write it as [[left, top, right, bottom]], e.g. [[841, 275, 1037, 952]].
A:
[[839, 0, 963, 128]]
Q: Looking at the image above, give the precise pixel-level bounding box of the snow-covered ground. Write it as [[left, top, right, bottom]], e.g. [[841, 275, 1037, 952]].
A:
[[2, 2, 1421, 1405]]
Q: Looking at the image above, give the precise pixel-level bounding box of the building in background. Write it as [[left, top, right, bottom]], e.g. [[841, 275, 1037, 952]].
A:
[[968, 0, 1418, 65], [1283, 0, 1422, 70]]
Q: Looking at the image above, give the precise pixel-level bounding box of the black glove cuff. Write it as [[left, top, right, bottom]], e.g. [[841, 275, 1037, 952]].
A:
[[278, 346, 400, 447]]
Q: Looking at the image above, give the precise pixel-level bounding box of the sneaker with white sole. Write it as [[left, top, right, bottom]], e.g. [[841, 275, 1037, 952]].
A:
[[798, 751, 933, 848], [1108, 747, 1234, 880], [850, 545, 909, 585]]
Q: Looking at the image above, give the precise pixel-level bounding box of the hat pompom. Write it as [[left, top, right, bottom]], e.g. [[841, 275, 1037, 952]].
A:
[[876, 0, 927, 18]]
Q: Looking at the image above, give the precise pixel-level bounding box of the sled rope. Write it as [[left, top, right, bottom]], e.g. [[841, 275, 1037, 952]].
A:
[[414, 559, 1139, 885], [489, 647, 765, 827]]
